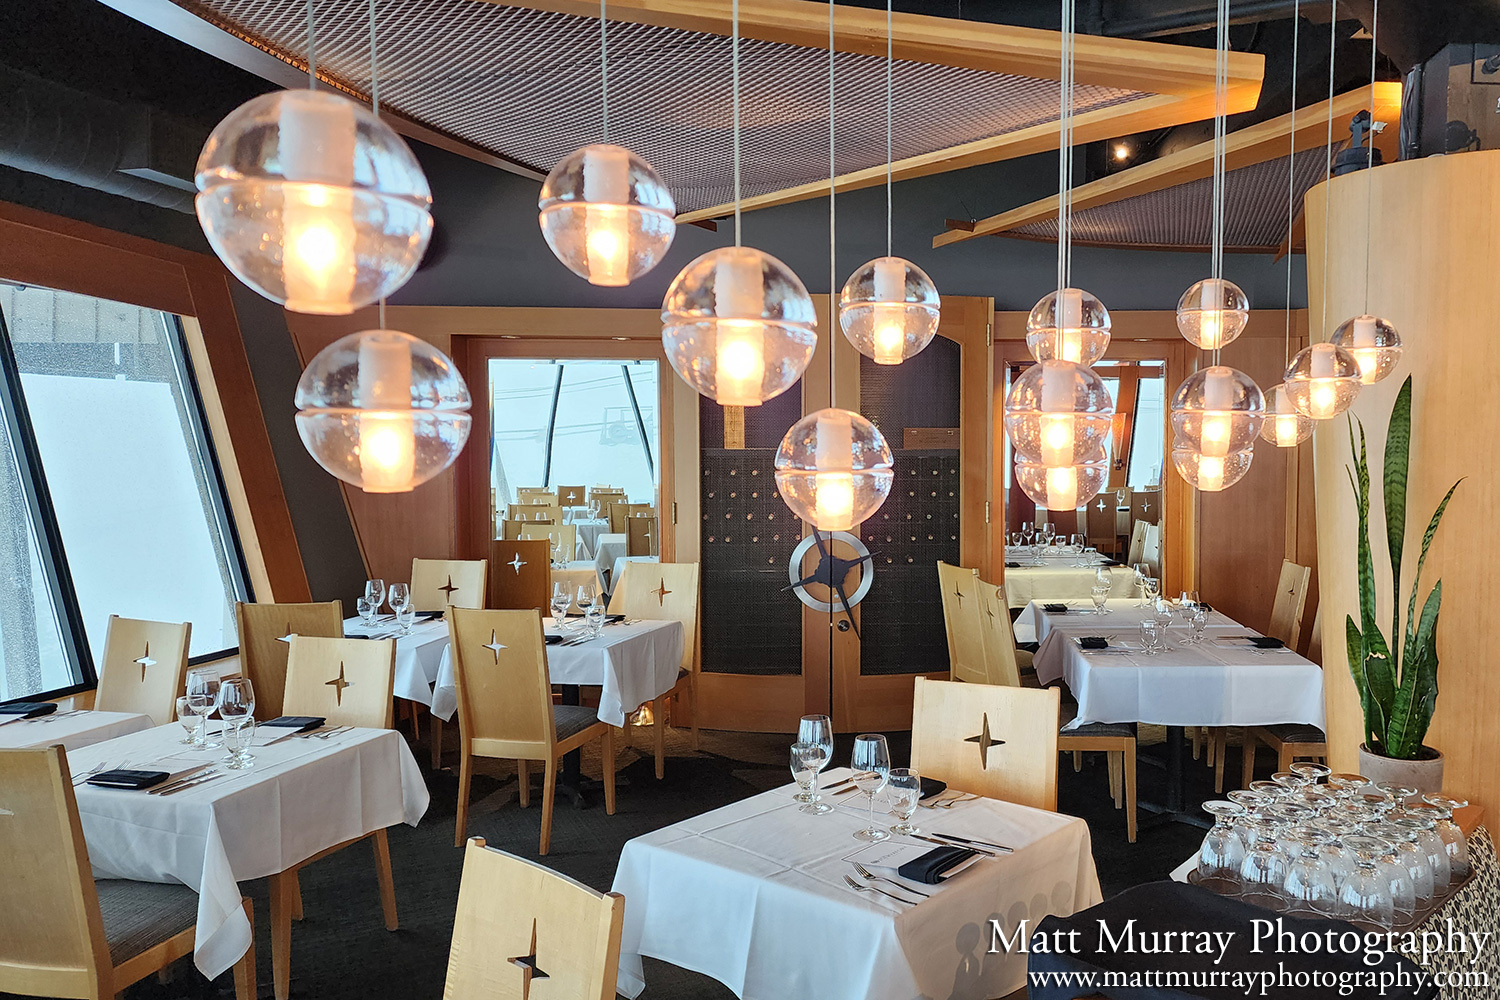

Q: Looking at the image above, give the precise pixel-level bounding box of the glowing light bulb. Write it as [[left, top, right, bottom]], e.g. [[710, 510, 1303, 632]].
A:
[[1275, 414, 1302, 447], [871, 301, 907, 365], [282, 184, 356, 312], [1200, 310, 1224, 350], [1351, 349, 1379, 383], [1309, 382, 1337, 418], [814, 472, 856, 525], [1198, 455, 1225, 492], [1200, 414, 1232, 456], [355, 333, 417, 493], [1041, 415, 1076, 465], [1045, 466, 1079, 509], [583, 205, 629, 285]]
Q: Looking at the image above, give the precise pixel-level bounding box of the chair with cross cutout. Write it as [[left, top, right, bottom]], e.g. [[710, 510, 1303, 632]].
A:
[[936, 562, 990, 685], [411, 558, 488, 612], [910, 677, 1060, 811], [93, 616, 192, 726], [608, 561, 701, 776], [554, 485, 588, 509], [520, 523, 578, 563], [444, 837, 624, 1000], [269, 636, 400, 1000], [235, 601, 344, 721], [625, 516, 657, 557]]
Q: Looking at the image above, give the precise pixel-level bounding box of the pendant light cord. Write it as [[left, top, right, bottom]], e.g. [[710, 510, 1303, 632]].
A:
[[600, 0, 610, 143], [1362, 0, 1378, 314], [829, 0, 837, 410], [1210, 0, 1228, 286], [885, 0, 893, 257], [1055, 0, 1075, 292], [307, 0, 317, 88], [1319, 7, 1336, 342], [369, 0, 388, 329], [1283, 0, 1299, 368], [732, 0, 742, 247]]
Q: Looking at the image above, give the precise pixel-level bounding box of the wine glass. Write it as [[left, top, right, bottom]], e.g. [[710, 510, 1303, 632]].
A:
[[585, 601, 606, 638], [217, 677, 256, 769], [1142, 575, 1160, 605], [1340, 835, 1397, 930], [395, 602, 417, 636], [550, 583, 571, 630], [1421, 794, 1471, 881], [797, 715, 835, 796], [387, 582, 411, 618], [1399, 809, 1452, 893], [576, 582, 597, 627], [185, 667, 221, 749], [791, 742, 832, 814], [851, 734, 891, 842], [1041, 523, 1055, 547], [1180, 590, 1200, 608], [1282, 826, 1338, 917], [1238, 814, 1290, 909], [1090, 585, 1110, 615], [364, 578, 387, 616], [1197, 801, 1247, 892], [1183, 604, 1208, 644], [1371, 820, 1435, 908], [175, 696, 200, 745], [1369, 830, 1418, 921], [887, 768, 922, 836], [1139, 618, 1163, 655], [356, 596, 375, 626], [1131, 564, 1151, 606]]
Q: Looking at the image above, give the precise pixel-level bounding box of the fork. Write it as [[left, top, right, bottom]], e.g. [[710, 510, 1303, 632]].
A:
[[842, 874, 919, 906], [918, 790, 961, 809], [312, 726, 353, 740], [71, 761, 112, 785], [851, 862, 930, 898]]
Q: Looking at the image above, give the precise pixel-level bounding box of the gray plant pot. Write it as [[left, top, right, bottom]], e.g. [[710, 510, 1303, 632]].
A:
[[1358, 743, 1445, 795]]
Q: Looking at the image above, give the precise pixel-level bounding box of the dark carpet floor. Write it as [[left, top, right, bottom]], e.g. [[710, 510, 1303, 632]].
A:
[[13, 725, 1259, 1000]]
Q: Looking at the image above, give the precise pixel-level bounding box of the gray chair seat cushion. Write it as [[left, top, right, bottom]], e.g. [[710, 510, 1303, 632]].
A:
[[95, 878, 199, 967], [1062, 722, 1135, 740], [1261, 723, 1327, 744], [553, 704, 601, 742]]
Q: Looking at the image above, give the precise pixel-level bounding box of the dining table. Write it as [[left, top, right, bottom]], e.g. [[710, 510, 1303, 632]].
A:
[[612, 767, 1102, 1000], [1001, 547, 1138, 608], [0, 708, 153, 750], [66, 722, 428, 979], [569, 517, 611, 560]]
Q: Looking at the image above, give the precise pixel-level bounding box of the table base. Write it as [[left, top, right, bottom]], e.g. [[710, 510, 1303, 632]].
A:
[[1134, 726, 1212, 831]]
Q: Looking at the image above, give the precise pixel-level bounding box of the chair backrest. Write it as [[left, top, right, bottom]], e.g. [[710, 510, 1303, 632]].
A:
[[936, 562, 988, 685], [1125, 521, 1148, 566], [608, 562, 699, 672], [590, 488, 626, 509], [1268, 559, 1313, 648], [1305, 601, 1323, 665], [235, 600, 345, 720], [447, 608, 556, 760], [977, 581, 1023, 688], [516, 488, 555, 505], [1141, 523, 1162, 577], [1131, 489, 1161, 524], [0, 746, 112, 998], [506, 504, 556, 523], [1085, 498, 1117, 551], [284, 635, 396, 729], [94, 616, 192, 725], [487, 539, 552, 612], [520, 523, 578, 560], [500, 519, 529, 541], [444, 838, 624, 1000], [607, 502, 651, 533], [411, 558, 489, 611], [554, 486, 587, 507], [910, 677, 1060, 811], [626, 516, 657, 557]]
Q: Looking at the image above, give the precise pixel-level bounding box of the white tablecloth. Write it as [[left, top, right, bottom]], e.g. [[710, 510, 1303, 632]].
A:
[[1025, 600, 1326, 731], [345, 616, 451, 707], [612, 767, 1102, 1000], [593, 533, 628, 587], [610, 555, 659, 593], [0, 709, 153, 750], [571, 518, 611, 560], [68, 723, 428, 978], [430, 618, 684, 728], [1002, 552, 1139, 609], [1014, 598, 1239, 645]]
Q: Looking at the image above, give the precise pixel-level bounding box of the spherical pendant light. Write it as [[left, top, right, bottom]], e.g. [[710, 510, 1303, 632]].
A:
[[1260, 382, 1315, 447], [1176, 278, 1250, 350], [774, 408, 893, 530], [1015, 458, 1108, 511], [662, 247, 817, 407], [838, 257, 940, 365], [1283, 342, 1362, 420], [538, 144, 676, 287], [1003, 360, 1114, 467], [1329, 314, 1402, 385], [195, 90, 433, 316], [1172, 442, 1254, 492], [1026, 287, 1111, 365], [294, 329, 471, 493], [1169, 366, 1265, 457]]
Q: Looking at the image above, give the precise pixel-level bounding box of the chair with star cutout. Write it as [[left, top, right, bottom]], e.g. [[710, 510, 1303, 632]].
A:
[[608, 561, 701, 777], [936, 562, 989, 685], [910, 677, 1059, 812], [234, 601, 344, 721], [444, 838, 623, 1000], [411, 558, 489, 612], [625, 515, 657, 557], [270, 635, 400, 999], [506, 503, 557, 523], [448, 608, 616, 854], [93, 616, 192, 726], [520, 523, 578, 562], [488, 539, 553, 612], [553, 485, 587, 509]]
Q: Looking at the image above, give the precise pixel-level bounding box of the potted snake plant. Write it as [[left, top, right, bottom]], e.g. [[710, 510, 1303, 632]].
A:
[[1345, 376, 1460, 793]]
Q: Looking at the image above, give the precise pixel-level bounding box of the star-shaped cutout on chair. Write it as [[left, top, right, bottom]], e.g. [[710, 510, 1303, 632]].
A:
[[953, 585, 965, 607], [507, 919, 550, 1000], [439, 575, 459, 601], [277, 622, 295, 643], [483, 630, 508, 663], [653, 578, 672, 605], [509, 553, 527, 575], [964, 713, 1005, 770], [325, 661, 353, 705], [133, 643, 157, 682], [1096, 497, 1107, 510]]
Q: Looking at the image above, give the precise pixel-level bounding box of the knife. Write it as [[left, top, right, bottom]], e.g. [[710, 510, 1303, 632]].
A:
[[157, 773, 226, 797], [928, 832, 1013, 854], [148, 765, 217, 794], [910, 833, 1000, 857], [260, 725, 328, 747]]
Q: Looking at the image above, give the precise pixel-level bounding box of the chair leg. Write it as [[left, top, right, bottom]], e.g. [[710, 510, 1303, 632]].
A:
[[1072, 750, 1083, 772], [232, 898, 256, 1000], [1190, 726, 1202, 760], [289, 871, 303, 921], [1279, 745, 1295, 773], [687, 679, 700, 751], [540, 757, 558, 855], [1214, 731, 1227, 793], [603, 727, 617, 815], [372, 828, 398, 931], [1107, 751, 1122, 808], [269, 871, 294, 1000], [429, 715, 443, 771], [1241, 731, 1258, 790], [453, 749, 472, 849], [1124, 743, 1137, 844], [517, 759, 530, 808], [653, 698, 666, 780]]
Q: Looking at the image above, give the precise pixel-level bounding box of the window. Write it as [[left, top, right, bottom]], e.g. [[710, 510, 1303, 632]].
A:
[[0, 282, 250, 701]]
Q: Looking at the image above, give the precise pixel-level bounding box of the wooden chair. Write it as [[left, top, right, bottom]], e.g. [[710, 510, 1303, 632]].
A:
[[506, 503, 556, 523], [411, 558, 488, 611], [1141, 523, 1162, 578], [936, 562, 989, 685], [448, 608, 616, 854], [554, 485, 587, 508], [1131, 489, 1161, 525], [273, 636, 400, 1000], [590, 487, 626, 508], [1267, 559, 1313, 648], [499, 518, 532, 541], [626, 516, 657, 557], [444, 838, 624, 1000], [235, 600, 343, 720], [608, 561, 701, 776], [1125, 521, 1148, 567], [516, 489, 556, 505], [94, 616, 192, 726], [521, 523, 578, 561], [0, 746, 255, 1000], [487, 539, 552, 611], [910, 677, 1059, 811], [978, 581, 1031, 684], [1085, 497, 1119, 556], [1240, 603, 1327, 789], [607, 502, 651, 534]]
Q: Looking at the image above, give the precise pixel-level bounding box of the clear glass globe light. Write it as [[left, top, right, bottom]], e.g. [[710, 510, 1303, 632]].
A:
[[538, 143, 676, 287], [1284, 342, 1362, 420], [1003, 360, 1114, 467], [294, 329, 471, 493], [195, 89, 433, 316], [1026, 287, 1111, 365], [1015, 459, 1108, 511], [662, 246, 817, 407], [1330, 314, 1403, 385], [1260, 382, 1315, 447], [1169, 366, 1265, 457], [774, 408, 894, 531], [1172, 442, 1255, 492], [838, 256, 940, 365], [1176, 278, 1250, 350]]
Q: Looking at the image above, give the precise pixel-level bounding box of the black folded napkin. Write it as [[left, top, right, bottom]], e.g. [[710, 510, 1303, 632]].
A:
[[262, 716, 325, 731], [1042, 603, 1069, 614], [1078, 636, 1109, 650], [0, 701, 58, 718], [897, 845, 978, 884], [1248, 636, 1285, 649], [918, 777, 948, 800], [544, 634, 565, 645], [87, 768, 170, 790], [1005, 561, 1022, 568]]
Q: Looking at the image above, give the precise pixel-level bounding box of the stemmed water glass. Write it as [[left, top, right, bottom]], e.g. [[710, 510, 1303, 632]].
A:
[[1282, 826, 1339, 917], [364, 579, 387, 617], [585, 599, 607, 638], [851, 734, 891, 842], [576, 582, 597, 629], [217, 677, 256, 769], [791, 742, 832, 814], [887, 768, 922, 836], [1421, 794, 1471, 880], [1090, 585, 1111, 615], [185, 667, 221, 749], [1340, 835, 1397, 930], [1398, 810, 1452, 893], [550, 583, 571, 630], [1139, 618, 1163, 655], [1238, 814, 1289, 909], [1371, 819, 1435, 909], [1042, 523, 1056, 548], [1197, 801, 1247, 892], [356, 596, 376, 626], [1132, 564, 1152, 606], [797, 715, 834, 804], [175, 696, 200, 745], [388, 583, 411, 629]]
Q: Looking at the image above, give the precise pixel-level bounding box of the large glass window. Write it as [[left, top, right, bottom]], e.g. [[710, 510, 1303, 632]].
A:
[[0, 282, 250, 700]]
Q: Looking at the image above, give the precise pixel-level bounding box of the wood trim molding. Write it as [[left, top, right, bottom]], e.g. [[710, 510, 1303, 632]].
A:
[[0, 200, 310, 602]]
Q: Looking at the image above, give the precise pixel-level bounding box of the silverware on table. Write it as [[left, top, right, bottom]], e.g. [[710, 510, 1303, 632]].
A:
[[917, 790, 961, 809], [928, 831, 1013, 854], [842, 874, 920, 905], [910, 833, 1000, 857], [71, 761, 112, 785], [821, 776, 854, 793], [833, 784, 861, 796], [935, 793, 980, 810], [311, 726, 353, 740], [260, 726, 326, 747], [149, 766, 218, 794], [851, 861, 930, 898], [158, 773, 226, 796]]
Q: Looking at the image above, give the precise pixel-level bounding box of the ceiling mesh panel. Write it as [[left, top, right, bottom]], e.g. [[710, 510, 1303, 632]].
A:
[[179, 0, 1153, 212], [1008, 145, 1344, 250]]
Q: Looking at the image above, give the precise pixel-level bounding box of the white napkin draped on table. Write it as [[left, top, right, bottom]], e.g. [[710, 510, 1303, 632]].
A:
[[0, 709, 153, 750], [612, 768, 1102, 1000], [67, 723, 428, 979]]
